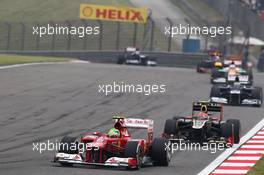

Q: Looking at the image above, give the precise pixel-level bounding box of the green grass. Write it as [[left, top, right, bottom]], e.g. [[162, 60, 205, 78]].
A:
[[0, 54, 70, 65], [247, 157, 264, 175], [170, 0, 223, 24], [184, 0, 223, 22]]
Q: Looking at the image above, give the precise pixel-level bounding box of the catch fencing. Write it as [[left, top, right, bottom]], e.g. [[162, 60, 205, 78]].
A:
[[0, 17, 229, 53]]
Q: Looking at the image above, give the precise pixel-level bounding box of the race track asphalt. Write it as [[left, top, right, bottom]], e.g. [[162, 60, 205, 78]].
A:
[[0, 62, 263, 175]]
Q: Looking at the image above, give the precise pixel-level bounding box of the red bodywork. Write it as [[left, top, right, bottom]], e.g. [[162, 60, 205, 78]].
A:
[[54, 117, 154, 168]]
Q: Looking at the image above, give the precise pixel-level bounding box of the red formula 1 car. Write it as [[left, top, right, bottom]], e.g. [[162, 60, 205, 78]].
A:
[[53, 116, 171, 169]]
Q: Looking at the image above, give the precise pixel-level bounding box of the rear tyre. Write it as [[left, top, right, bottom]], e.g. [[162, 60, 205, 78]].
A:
[[248, 70, 253, 83], [117, 56, 125, 64], [124, 141, 142, 169], [210, 86, 221, 98], [227, 119, 241, 144], [220, 122, 232, 138], [151, 138, 171, 166], [252, 87, 263, 107], [164, 119, 177, 135], [141, 58, 148, 66], [211, 69, 223, 84]]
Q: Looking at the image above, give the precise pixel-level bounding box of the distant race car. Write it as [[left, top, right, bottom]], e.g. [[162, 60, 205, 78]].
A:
[[53, 116, 170, 169], [117, 47, 157, 66], [197, 60, 223, 73], [210, 79, 263, 107], [163, 101, 241, 145], [197, 50, 222, 73], [211, 61, 253, 85]]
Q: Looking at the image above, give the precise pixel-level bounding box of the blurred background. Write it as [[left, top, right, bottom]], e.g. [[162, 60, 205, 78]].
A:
[[0, 0, 263, 65]]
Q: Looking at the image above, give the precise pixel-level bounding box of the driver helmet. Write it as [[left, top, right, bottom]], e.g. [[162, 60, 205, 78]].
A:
[[107, 128, 120, 138], [229, 64, 236, 68], [195, 111, 208, 118], [214, 62, 222, 68]]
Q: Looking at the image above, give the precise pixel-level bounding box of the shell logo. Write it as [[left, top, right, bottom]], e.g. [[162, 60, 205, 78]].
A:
[[82, 7, 93, 17]]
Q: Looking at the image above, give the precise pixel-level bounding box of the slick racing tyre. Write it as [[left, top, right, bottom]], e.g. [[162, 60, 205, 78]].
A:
[[220, 122, 232, 138], [58, 136, 79, 167], [211, 69, 223, 83], [58, 136, 78, 154], [210, 86, 221, 98], [124, 141, 143, 169], [164, 119, 177, 135], [252, 87, 263, 107], [117, 56, 125, 64], [151, 138, 171, 166], [227, 119, 241, 144]]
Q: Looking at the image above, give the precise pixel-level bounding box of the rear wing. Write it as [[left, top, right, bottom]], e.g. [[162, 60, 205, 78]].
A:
[[124, 118, 153, 131], [224, 60, 242, 66], [113, 116, 153, 132], [125, 47, 138, 52], [192, 101, 223, 120]]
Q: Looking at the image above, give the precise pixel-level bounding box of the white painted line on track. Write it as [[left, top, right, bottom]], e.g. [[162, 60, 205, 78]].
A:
[[0, 60, 91, 70], [227, 156, 261, 160], [221, 162, 255, 167], [212, 169, 248, 174], [241, 145, 264, 148], [0, 62, 63, 70], [197, 118, 264, 175], [252, 136, 264, 139], [235, 150, 264, 154], [247, 140, 264, 143]]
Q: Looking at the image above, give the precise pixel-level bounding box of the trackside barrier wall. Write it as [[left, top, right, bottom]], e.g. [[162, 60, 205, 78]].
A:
[[0, 51, 207, 68]]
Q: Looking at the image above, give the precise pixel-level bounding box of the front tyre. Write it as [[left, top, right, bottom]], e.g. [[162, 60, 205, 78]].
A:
[[58, 136, 79, 167], [164, 119, 177, 136]]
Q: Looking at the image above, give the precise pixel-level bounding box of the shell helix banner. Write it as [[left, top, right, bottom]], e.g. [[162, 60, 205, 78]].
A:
[[80, 4, 148, 23]]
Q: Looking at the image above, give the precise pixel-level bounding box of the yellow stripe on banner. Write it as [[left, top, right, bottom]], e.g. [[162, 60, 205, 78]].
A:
[[80, 4, 148, 23]]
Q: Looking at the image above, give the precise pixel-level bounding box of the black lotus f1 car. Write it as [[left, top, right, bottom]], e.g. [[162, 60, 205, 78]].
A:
[[163, 101, 241, 145]]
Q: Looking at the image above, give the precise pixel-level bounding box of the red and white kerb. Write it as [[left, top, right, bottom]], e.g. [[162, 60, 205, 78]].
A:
[[210, 128, 264, 175]]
